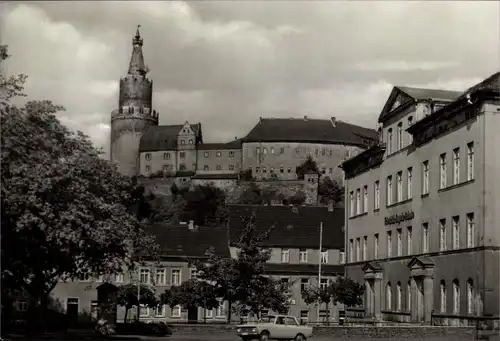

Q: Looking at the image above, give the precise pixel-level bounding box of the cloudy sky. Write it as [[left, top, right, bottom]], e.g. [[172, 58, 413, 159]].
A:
[[1, 1, 499, 155]]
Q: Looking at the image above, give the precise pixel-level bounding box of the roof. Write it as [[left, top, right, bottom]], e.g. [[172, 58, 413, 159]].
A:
[[228, 205, 344, 249], [139, 124, 201, 152], [266, 263, 344, 275], [242, 118, 378, 147], [378, 86, 462, 123], [147, 224, 230, 258], [198, 139, 242, 150]]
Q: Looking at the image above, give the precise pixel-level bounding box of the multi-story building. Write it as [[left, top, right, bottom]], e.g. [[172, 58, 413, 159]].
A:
[[48, 204, 345, 325], [341, 72, 500, 327], [111, 27, 378, 182]]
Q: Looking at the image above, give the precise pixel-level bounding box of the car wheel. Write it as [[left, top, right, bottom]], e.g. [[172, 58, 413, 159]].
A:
[[295, 334, 306, 341], [259, 331, 270, 341]]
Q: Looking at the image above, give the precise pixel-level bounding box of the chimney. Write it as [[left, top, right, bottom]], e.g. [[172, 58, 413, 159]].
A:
[[188, 220, 195, 230], [304, 115, 308, 121], [331, 117, 336, 127], [235, 136, 238, 140]]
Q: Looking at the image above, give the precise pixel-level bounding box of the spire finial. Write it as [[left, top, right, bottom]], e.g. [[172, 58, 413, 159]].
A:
[[136, 25, 141, 38], [132, 25, 143, 47]]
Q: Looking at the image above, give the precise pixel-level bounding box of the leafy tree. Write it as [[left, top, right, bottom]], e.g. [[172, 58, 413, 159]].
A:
[[330, 277, 365, 307], [238, 182, 263, 204], [301, 285, 333, 323], [1, 95, 158, 330], [239, 168, 254, 181], [115, 284, 158, 323], [295, 155, 319, 180], [287, 190, 306, 205], [318, 177, 344, 206], [0, 45, 27, 104], [161, 279, 220, 321]]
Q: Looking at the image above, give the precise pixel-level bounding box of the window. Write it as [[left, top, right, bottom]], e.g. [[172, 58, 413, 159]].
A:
[[256, 147, 261, 155], [387, 231, 392, 257], [164, 152, 170, 160], [300, 310, 309, 322], [439, 219, 447, 251], [422, 161, 429, 195], [216, 165, 222, 170], [280, 147, 285, 154], [466, 213, 475, 248], [188, 139, 193, 144], [386, 283, 392, 310], [155, 304, 165, 317], [407, 167, 413, 199], [139, 305, 149, 317], [374, 234, 379, 259], [229, 151, 234, 157], [321, 250, 328, 264], [171, 305, 181, 317], [140, 269, 150, 284], [281, 249, 290, 263], [262, 167, 267, 173], [300, 278, 309, 292], [387, 128, 393, 154], [396, 282, 402, 311], [179, 163, 186, 171], [204, 151, 209, 158], [363, 186, 368, 213], [408, 116, 414, 144], [453, 148, 460, 185], [356, 238, 361, 261], [205, 308, 213, 318], [396, 228, 402, 256], [440, 153, 447, 189], [181, 140, 185, 145], [422, 223, 429, 253], [203, 165, 209, 171], [155, 269, 166, 285], [387, 175, 393, 206], [162, 164, 169, 172], [216, 302, 225, 317], [362, 236, 367, 261], [349, 191, 355, 217], [190, 269, 198, 280], [17, 300, 28, 312], [315, 149, 319, 156], [255, 167, 260, 173], [287, 167, 292, 173], [171, 269, 181, 286], [356, 188, 361, 215], [396, 171, 403, 202], [320, 278, 328, 290], [374, 181, 380, 210], [115, 273, 124, 283], [322, 149, 326, 156], [452, 216, 460, 250], [216, 151, 222, 157], [229, 164, 235, 171], [263, 147, 268, 155], [467, 142, 474, 180], [467, 279, 474, 314], [299, 249, 307, 263], [440, 281, 447, 313], [397, 122, 403, 150], [270, 147, 275, 154], [349, 239, 354, 262], [145, 165, 151, 173], [280, 167, 284, 173], [453, 279, 460, 314], [340, 251, 345, 264], [180, 152, 185, 159], [407, 281, 412, 311], [407, 226, 413, 255], [145, 153, 151, 161]]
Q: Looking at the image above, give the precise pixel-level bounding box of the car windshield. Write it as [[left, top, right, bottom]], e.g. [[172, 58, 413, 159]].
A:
[[259, 315, 276, 323]]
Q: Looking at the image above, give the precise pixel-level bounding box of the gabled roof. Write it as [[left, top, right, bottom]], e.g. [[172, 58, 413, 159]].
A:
[[139, 123, 201, 152], [407, 256, 434, 268], [147, 224, 230, 258], [378, 86, 461, 123], [362, 261, 383, 272], [228, 205, 344, 249], [198, 139, 242, 150], [242, 118, 378, 147]]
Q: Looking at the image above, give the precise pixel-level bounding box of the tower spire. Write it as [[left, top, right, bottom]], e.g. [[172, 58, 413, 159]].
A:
[[128, 24, 146, 76]]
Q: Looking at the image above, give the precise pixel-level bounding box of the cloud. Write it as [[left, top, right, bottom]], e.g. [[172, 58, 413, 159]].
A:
[[2, 1, 499, 156]]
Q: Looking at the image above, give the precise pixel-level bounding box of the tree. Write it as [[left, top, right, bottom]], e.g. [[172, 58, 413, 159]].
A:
[[301, 285, 333, 323], [330, 277, 365, 307], [239, 168, 254, 181], [296, 155, 319, 180], [0, 45, 27, 104], [287, 190, 306, 205], [1, 97, 158, 330], [115, 284, 158, 323], [161, 279, 220, 322], [318, 177, 344, 206]]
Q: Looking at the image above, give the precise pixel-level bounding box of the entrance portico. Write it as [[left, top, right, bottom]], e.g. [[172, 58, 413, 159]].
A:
[[407, 257, 434, 324], [363, 262, 383, 320]]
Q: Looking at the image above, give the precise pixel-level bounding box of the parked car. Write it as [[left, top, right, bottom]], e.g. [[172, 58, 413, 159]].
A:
[[236, 314, 313, 341]]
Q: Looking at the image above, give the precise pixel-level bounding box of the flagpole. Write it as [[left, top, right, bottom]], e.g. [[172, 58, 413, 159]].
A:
[[317, 221, 323, 324]]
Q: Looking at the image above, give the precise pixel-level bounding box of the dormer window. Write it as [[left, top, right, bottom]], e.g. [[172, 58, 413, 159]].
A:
[[145, 153, 151, 161]]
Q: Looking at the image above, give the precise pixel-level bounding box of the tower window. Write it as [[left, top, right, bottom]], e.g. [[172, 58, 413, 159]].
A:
[[145, 153, 151, 161]]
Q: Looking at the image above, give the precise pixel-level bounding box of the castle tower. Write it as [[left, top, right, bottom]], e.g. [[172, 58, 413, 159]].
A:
[[110, 25, 159, 176]]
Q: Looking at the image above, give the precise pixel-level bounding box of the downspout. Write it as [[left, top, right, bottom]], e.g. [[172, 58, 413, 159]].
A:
[[481, 99, 486, 326]]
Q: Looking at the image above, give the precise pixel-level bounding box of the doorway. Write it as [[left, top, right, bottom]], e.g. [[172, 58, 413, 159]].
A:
[[187, 307, 198, 324], [66, 298, 79, 328]]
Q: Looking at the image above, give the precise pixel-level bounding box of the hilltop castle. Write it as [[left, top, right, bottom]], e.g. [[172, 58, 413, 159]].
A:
[[110, 27, 379, 183]]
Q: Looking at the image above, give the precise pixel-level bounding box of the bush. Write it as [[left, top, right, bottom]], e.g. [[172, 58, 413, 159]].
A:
[[115, 321, 172, 336]]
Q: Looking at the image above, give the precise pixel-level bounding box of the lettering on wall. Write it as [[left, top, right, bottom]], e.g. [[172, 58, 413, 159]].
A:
[[384, 211, 415, 225]]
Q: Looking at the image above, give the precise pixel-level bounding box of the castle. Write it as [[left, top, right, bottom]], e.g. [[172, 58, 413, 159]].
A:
[[110, 27, 379, 185]]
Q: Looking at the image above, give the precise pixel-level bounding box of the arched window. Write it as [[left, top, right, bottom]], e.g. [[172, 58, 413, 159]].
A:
[[467, 279, 474, 314], [397, 122, 403, 150], [440, 280, 447, 313], [407, 280, 412, 311], [408, 116, 414, 144], [453, 279, 460, 314], [387, 128, 393, 154], [396, 282, 402, 311], [386, 282, 392, 311], [145, 153, 151, 161]]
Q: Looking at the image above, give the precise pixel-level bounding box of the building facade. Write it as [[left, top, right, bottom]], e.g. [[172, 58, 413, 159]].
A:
[[342, 73, 500, 327], [111, 28, 378, 183]]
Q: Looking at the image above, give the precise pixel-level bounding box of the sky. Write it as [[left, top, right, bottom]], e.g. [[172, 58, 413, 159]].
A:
[[1, 1, 499, 155]]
